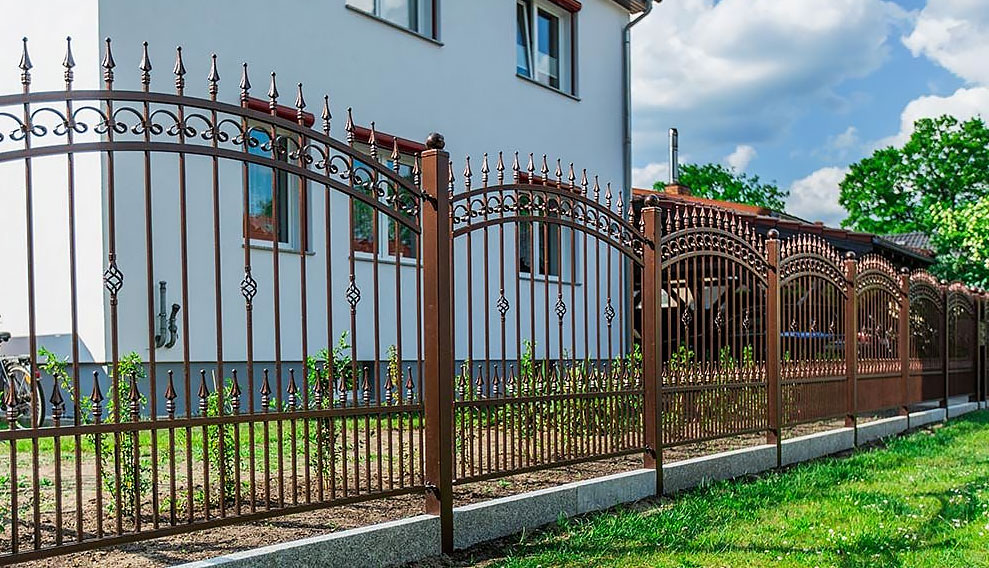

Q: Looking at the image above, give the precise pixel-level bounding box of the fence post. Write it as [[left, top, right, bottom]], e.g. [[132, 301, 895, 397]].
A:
[[765, 230, 782, 467], [641, 196, 663, 496], [844, 253, 858, 446], [899, 268, 910, 427], [419, 133, 454, 553], [941, 281, 949, 420]]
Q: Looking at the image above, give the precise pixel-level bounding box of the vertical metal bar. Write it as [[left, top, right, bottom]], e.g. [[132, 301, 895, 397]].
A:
[[209, 56, 227, 517], [942, 282, 950, 417], [844, 254, 858, 444], [640, 200, 662, 495], [239, 70, 258, 515], [420, 135, 454, 554], [765, 231, 781, 468], [899, 269, 910, 422]]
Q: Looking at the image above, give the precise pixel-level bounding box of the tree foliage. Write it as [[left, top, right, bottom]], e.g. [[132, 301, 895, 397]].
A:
[[653, 163, 789, 211], [839, 115, 989, 286]]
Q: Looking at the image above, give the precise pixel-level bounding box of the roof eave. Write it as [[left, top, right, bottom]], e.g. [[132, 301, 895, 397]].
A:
[[613, 0, 651, 13]]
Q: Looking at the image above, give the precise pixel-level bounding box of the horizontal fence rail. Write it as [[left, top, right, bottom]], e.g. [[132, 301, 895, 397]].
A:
[[0, 37, 987, 562]]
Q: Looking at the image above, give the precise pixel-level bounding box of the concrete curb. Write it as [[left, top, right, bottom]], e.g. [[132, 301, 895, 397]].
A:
[[178, 402, 983, 568]]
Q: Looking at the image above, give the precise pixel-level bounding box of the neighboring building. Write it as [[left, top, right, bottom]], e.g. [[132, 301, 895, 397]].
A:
[[0, 1, 651, 397], [883, 231, 935, 259]]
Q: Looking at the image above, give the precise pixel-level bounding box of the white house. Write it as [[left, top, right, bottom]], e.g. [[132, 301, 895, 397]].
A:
[[0, 0, 653, 412]]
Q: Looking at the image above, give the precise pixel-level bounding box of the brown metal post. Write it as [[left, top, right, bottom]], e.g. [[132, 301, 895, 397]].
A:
[[420, 133, 454, 553], [640, 197, 663, 495], [844, 253, 858, 445], [941, 281, 950, 419], [765, 231, 782, 467], [899, 269, 910, 426]]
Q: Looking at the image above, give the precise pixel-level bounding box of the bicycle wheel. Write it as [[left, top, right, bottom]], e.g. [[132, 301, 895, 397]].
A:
[[4, 363, 44, 428]]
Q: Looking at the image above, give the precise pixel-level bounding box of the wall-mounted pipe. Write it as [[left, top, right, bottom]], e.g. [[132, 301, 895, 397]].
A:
[[155, 281, 168, 348], [669, 127, 679, 184], [165, 303, 180, 349], [622, 0, 659, 201]]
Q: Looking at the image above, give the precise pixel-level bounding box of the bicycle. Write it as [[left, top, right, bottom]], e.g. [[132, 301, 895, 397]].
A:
[[0, 331, 45, 429]]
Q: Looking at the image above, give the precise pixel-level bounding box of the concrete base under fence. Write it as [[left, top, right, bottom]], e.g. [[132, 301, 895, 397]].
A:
[[178, 402, 982, 568]]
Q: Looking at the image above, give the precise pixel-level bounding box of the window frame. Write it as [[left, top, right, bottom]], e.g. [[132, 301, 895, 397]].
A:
[[516, 0, 577, 96], [517, 198, 580, 284], [350, 127, 425, 262], [347, 0, 440, 42], [244, 123, 311, 254]]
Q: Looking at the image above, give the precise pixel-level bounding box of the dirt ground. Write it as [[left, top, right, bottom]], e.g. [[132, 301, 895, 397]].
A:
[[5, 415, 892, 567]]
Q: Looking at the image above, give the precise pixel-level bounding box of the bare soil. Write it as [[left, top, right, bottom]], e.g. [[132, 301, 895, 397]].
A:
[[6, 417, 862, 567]]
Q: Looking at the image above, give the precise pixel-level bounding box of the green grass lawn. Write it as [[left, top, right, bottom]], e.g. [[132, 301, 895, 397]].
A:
[[495, 411, 989, 568]]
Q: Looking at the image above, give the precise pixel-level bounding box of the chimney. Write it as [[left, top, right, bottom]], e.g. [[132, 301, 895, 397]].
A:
[[664, 127, 691, 196]]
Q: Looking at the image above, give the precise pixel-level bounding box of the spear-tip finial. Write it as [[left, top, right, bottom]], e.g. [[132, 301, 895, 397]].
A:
[[239, 62, 251, 100], [101, 37, 115, 86], [207, 53, 220, 96], [63, 36, 75, 86], [139, 41, 152, 86], [19, 37, 32, 86], [173, 46, 186, 91], [267, 72, 278, 106], [295, 82, 306, 112], [321, 94, 331, 133]]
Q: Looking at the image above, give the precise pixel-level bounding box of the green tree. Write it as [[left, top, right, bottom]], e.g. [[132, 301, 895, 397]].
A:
[[839, 115, 989, 285], [654, 163, 788, 211]]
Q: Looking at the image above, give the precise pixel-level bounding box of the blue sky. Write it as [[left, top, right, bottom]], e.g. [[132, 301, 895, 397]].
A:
[[629, 0, 989, 227]]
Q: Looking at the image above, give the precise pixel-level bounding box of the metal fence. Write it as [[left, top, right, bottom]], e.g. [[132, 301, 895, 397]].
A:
[[0, 38, 987, 562]]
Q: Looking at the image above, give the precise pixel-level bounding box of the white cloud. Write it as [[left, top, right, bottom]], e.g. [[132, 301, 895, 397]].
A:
[[632, 162, 670, 189], [902, 0, 989, 85], [786, 167, 849, 227], [877, 86, 989, 147], [632, 0, 908, 152], [724, 145, 757, 172]]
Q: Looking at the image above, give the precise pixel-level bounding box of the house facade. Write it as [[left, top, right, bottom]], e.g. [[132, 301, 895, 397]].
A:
[[0, 1, 648, 392]]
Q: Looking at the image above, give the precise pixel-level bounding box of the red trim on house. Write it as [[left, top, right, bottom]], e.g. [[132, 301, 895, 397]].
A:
[[550, 0, 582, 12], [352, 125, 427, 155], [245, 97, 316, 128]]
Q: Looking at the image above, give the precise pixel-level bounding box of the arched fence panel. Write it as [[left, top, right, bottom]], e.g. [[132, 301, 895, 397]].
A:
[[908, 271, 944, 404], [854, 255, 905, 413], [0, 39, 426, 561], [779, 235, 849, 426], [658, 206, 770, 446], [948, 283, 978, 398], [445, 158, 648, 484]]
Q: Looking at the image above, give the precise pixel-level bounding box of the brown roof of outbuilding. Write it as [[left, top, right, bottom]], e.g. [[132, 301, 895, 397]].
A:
[[882, 231, 934, 254]]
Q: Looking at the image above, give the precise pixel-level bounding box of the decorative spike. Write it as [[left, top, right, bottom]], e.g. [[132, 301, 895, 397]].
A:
[[413, 153, 421, 187], [321, 95, 331, 135], [295, 82, 306, 114], [313, 365, 326, 408], [345, 108, 355, 145], [527, 153, 535, 179], [555, 159, 563, 187], [581, 169, 588, 194], [512, 151, 521, 182], [481, 153, 489, 187], [260, 369, 272, 410], [18, 37, 32, 87], [496, 152, 505, 185], [287, 369, 298, 409], [507, 364, 516, 396], [62, 37, 76, 87], [368, 122, 378, 158], [463, 155, 472, 190], [90, 371, 104, 422], [139, 42, 152, 87], [384, 372, 394, 405], [391, 137, 401, 174], [448, 159, 455, 192], [540, 155, 549, 185], [50, 380, 65, 423], [405, 366, 415, 404], [267, 72, 278, 110], [361, 367, 370, 405], [101, 37, 115, 85], [129, 371, 141, 421], [207, 54, 220, 97], [605, 182, 613, 208], [568, 163, 576, 189], [230, 369, 242, 413], [173, 46, 186, 92], [164, 370, 176, 417], [593, 176, 600, 201], [239, 63, 251, 103], [198, 370, 209, 415]]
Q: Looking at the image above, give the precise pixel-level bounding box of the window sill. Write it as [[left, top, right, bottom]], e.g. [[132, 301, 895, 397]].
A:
[[245, 243, 315, 257], [520, 272, 582, 286], [346, 5, 443, 47], [353, 251, 421, 268], [516, 73, 580, 101]]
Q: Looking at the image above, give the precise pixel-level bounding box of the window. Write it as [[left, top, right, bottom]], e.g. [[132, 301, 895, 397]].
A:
[[247, 127, 305, 250], [350, 129, 423, 259], [518, 199, 577, 281], [348, 0, 436, 39], [516, 0, 575, 94]]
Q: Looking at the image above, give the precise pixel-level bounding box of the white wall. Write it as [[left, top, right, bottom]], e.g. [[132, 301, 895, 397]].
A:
[[0, 0, 631, 368], [0, 1, 107, 362]]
